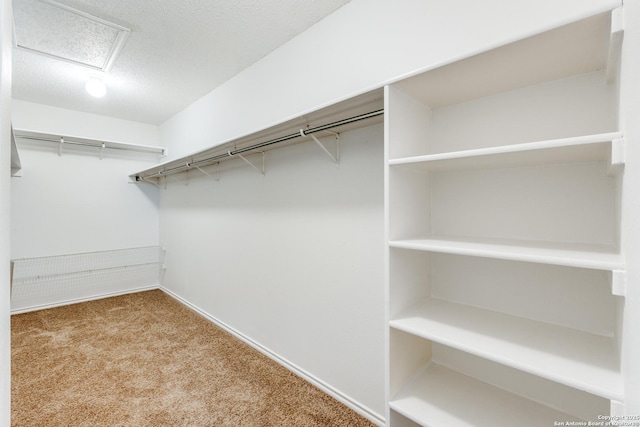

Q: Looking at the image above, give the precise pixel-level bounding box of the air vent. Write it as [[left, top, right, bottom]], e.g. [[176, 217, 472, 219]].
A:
[[13, 0, 130, 72]]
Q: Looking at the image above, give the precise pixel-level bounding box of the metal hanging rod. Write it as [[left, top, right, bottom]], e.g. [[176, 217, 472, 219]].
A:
[[20, 135, 146, 153], [137, 108, 384, 181]]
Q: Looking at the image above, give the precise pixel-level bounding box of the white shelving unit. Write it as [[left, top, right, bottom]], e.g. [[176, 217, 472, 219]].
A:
[[385, 8, 627, 426]]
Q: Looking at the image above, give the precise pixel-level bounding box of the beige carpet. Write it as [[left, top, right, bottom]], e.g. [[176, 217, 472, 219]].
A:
[[11, 290, 376, 426]]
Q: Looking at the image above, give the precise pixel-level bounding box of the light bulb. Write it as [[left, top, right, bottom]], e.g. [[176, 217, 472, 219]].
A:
[[85, 77, 107, 98]]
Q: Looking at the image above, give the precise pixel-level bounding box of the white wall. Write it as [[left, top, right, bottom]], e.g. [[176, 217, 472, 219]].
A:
[[10, 145, 160, 259], [161, 124, 385, 420], [11, 101, 161, 258], [12, 100, 159, 146], [0, 0, 11, 424], [10, 102, 161, 310]]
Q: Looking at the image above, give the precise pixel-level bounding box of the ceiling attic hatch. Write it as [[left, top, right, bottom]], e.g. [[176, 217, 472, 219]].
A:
[[13, 0, 130, 72]]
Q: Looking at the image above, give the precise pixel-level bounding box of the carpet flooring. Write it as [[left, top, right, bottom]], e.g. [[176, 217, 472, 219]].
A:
[[11, 290, 376, 426]]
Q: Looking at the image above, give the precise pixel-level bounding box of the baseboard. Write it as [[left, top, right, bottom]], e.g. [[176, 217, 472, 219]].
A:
[[10, 285, 161, 315], [160, 286, 385, 426]]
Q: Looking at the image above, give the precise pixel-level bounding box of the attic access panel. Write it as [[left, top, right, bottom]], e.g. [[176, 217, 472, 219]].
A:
[[13, 0, 130, 72]]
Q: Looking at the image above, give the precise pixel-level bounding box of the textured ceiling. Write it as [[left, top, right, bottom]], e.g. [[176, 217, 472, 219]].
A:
[[14, 0, 129, 70], [11, 0, 351, 124]]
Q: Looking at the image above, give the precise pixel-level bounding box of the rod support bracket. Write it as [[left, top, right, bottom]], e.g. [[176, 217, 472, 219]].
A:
[[194, 164, 219, 182], [236, 152, 265, 175], [302, 129, 339, 164]]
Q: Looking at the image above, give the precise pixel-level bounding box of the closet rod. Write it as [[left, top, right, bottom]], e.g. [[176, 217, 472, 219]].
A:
[[19, 136, 141, 152], [138, 108, 384, 180]]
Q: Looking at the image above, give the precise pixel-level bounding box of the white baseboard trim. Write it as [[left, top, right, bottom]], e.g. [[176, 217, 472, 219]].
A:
[[160, 286, 385, 426], [10, 285, 161, 315]]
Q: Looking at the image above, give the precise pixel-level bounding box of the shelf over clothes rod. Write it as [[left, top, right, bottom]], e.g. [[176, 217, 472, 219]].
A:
[[129, 88, 385, 183], [13, 128, 167, 157], [133, 108, 384, 182]]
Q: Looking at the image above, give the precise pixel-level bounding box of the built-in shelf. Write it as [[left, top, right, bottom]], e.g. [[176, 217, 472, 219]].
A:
[[389, 132, 624, 172], [394, 12, 614, 110], [390, 298, 622, 401], [130, 89, 384, 183], [386, 6, 627, 426], [390, 362, 584, 427], [12, 128, 166, 157], [388, 238, 622, 271]]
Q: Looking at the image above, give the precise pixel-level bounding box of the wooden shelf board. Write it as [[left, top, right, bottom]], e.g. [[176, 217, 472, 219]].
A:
[[389, 132, 622, 172], [390, 298, 623, 401], [388, 237, 622, 271], [390, 362, 584, 427]]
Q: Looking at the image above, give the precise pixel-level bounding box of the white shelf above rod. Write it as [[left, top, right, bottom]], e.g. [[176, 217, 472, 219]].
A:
[[134, 108, 383, 182], [13, 128, 166, 157]]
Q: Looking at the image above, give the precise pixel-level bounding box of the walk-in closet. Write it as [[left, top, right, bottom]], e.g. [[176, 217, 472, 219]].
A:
[[1, 1, 639, 426]]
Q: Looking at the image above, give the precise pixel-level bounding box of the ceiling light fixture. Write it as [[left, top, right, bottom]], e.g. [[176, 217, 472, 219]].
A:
[[85, 77, 107, 98]]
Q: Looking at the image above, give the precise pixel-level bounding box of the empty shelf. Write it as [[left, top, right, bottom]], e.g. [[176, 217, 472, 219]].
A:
[[388, 132, 623, 172], [388, 238, 623, 271], [391, 362, 584, 427], [390, 298, 623, 401]]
